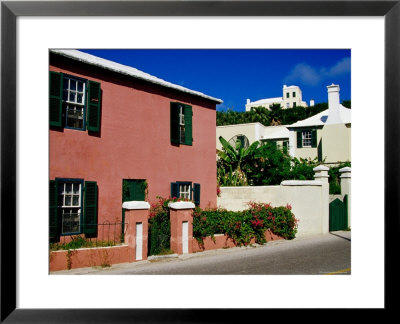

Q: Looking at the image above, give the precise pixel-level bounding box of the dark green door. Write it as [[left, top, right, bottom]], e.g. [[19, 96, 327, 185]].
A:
[[121, 179, 146, 241], [329, 195, 348, 231]]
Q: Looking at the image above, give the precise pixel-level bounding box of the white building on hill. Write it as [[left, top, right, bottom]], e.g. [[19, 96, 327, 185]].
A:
[[245, 85, 311, 111]]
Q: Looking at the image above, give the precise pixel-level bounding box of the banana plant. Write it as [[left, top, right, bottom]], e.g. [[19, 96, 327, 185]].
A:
[[218, 136, 260, 174]]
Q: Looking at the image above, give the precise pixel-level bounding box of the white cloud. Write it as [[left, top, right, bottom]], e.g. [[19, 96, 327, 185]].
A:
[[284, 57, 350, 87]]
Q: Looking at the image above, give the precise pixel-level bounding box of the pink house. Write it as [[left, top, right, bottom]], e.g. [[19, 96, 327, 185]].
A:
[[49, 50, 222, 242]]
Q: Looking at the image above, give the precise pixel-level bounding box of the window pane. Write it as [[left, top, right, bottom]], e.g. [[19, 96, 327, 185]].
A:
[[62, 210, 80, 234], [70, 80, 76, 90], [77, 82, 83, 92], [72, 195, 80, 206], [73, 184, 80, 194], [180, 125, 185, 143], [77, 93, 83, 103], [65, 183, 72, 194], [65, 195, 72, 206], [69, 92, 76, 102], [66, 106, 84, 129]]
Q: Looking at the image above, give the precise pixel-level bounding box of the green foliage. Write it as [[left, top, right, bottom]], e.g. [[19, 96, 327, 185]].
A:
[[217, 102, 328, 127], [148, 196, 192, 256], [217, 136, 259, 171], [49, 236, 118, 251], [193, 202, 299, 247], [217, 136, 260, 186], [246, 141, 291, 185], [328, 161, 351, 194], [342, 100, 351, 108], [218, 138, 323, 186], [148, 197, 171, 256], [288, 157, 320, 181]]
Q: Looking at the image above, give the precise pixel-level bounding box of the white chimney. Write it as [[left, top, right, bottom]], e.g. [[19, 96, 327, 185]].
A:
[[326, 84, 342, 124], [246, 98, 250, 104], [310, 99, 315, 106]]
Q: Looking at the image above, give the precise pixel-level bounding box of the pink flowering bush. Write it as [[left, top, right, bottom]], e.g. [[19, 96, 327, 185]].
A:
[[193, 201, 299, 247]]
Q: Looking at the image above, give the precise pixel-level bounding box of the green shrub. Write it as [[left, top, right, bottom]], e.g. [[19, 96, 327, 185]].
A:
[[328, 161, 351, 194], [148, 196, 192, 256], [49, 235, 118, 251]]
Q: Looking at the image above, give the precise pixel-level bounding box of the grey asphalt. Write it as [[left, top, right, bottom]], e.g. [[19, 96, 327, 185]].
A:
[[51, 231, 351, 275]]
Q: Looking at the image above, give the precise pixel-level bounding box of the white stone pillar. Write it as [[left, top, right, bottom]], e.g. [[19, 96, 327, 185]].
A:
[[340, 167, 351, 228], [313, 165, 330, 233], [313, 165, 330, 183]]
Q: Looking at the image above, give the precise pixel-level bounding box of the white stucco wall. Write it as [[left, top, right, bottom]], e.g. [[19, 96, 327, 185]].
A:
[[320, 123, 351, 163], [217, 180, 329, 238]]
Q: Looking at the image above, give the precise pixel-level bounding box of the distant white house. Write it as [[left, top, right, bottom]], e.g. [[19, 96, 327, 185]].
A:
[[245, 85, 312, 111]]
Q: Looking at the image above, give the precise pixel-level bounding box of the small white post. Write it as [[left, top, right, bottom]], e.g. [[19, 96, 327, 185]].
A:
[[136, 223, 143, 261], [182, 221, 189, 254]]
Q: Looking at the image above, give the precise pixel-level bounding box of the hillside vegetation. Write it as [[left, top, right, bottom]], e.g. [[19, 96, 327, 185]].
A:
[[216, 101, 350, 126]]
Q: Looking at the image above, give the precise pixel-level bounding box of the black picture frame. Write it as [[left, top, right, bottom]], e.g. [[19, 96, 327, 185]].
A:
[[1, 0, 398, 322]]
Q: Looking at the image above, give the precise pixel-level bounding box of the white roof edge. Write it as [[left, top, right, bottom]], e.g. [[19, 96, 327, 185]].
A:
[[217, 122, 264, 128], [50, 49, 223, 104], [248, 97, 283, 104]]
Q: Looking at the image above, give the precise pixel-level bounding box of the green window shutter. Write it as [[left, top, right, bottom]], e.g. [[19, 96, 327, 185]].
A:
[[297, 131, 302, 148], [184, 104, 193, 146], [193, 183, 200, 206], [171, 182, 179, 199], [83, 181, 98, 235], [123, 179, 146, 201], [170, 102, 180, 145], [49, 71, 63, 127], [318, 138, 323, 162], [87, 80, 101, 132], [49, 180, 59, 239], [312, 129, 317, 148], [133, 180, 146, 201]]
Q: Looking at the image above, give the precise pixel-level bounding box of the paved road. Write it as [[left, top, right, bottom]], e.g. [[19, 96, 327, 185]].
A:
[[55, 231, 351, 275]]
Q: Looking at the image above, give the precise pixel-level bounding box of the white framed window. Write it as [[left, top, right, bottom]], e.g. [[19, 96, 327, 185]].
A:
[[302, 130, 312, 147], [58, 180, 82, 234], [63, 76, 86, 129], [286, 102, 290, 108], [179, 183, 191, 199]]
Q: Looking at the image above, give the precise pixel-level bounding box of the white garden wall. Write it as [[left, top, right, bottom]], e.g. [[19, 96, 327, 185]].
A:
[[217, 180, 329, 238]]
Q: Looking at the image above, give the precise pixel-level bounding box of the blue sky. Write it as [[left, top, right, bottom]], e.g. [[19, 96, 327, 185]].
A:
[[80, 49, 351, 112]]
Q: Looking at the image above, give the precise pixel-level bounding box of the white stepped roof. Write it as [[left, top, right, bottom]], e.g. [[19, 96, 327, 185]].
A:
[[248, 97, 283, 106], [288, 105, 351, 128], [51, 49, 223, 104]]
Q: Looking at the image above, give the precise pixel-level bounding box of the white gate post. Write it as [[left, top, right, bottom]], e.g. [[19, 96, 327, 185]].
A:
[[340, 167, 351, 228], [313, 165, 330, 234]]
